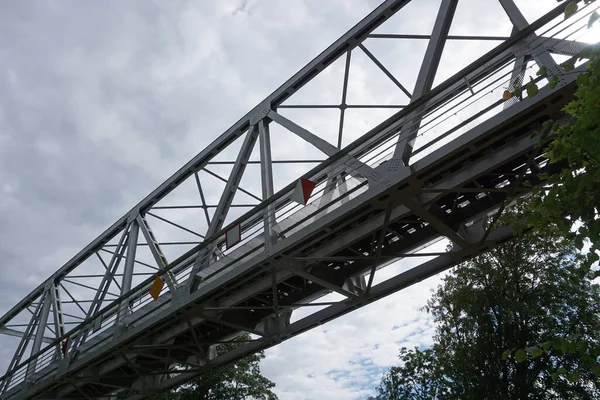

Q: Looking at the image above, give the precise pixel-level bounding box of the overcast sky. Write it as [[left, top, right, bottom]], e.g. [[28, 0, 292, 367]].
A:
[[0, 0, 570, 398]]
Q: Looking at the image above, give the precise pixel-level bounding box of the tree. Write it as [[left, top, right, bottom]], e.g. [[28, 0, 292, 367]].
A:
[[526, 52, 600, 271], [376, 220, 600, 399], [524, 21, 600, 269], [150, 334, 278, 400]]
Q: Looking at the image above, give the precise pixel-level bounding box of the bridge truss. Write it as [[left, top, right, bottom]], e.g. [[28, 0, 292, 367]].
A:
[[1, 0, 598, 398]]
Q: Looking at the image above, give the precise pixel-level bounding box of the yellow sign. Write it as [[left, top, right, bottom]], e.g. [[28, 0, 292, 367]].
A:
[[149, 277, 164, 300]]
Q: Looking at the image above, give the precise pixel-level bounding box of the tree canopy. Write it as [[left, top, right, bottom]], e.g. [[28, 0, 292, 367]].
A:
[[376, 219, 600, 399], [151, 334, 277, 400]]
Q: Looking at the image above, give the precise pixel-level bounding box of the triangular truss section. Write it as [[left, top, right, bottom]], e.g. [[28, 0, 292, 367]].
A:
[[449, 0, 513, 37], [276, 108, 341, 153], [362, 37, 430, 95], [345, 44, 412, 106], [278, 54, 346, 106]]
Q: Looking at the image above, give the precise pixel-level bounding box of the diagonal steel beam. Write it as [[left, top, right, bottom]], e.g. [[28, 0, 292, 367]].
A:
[[393, 0, 458, 164], [359, 44, 412, 98], [198, 312, 265, 337], [0, 327, 53, 344], [402, 196, 470, 249], [498, 0, 562, 77], [188, 126, 260, 288], [283, 265, 358, 299], [268, 110, 374, 180], [137, 215, 177, 292], [366, 204, 394, 294], [1, 299, 43, 393]]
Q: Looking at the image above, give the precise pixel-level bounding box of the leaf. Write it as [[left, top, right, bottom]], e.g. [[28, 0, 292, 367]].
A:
[[557, 367, 567, 375], [562, 59, 576, 72], [537, 66, 548, 77], [550, 75, 560, 89], [565, 1, 578, 20], [530, 347, 544, 358], [542, 342, 553, 352], [501, 349, 512, 360], [515, 349, 527, 363], [503, 90, 513, 100], [514, 87, 523, 101], [567, 373, 580, 382], [589, 11, 600, 28], [527, 82, 539, 98], [578, 74, 589, 87]]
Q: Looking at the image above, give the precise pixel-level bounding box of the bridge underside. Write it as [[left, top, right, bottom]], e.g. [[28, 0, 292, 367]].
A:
[[0, 0, 597, 398]]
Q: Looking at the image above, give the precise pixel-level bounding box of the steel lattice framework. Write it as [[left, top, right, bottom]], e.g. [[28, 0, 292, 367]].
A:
[[0, 0, 598, 398]]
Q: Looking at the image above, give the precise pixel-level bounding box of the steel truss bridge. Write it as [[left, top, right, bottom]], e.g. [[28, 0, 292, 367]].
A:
[[0, 0, 598, 398]]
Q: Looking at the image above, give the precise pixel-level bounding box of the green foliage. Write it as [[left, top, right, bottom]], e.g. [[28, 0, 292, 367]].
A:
[[527, 56, 600, 269], [148, 334, 277, 400], [376, 347, 450, 400], [376, 220, 600, 399], [564, 1, 578, 20]]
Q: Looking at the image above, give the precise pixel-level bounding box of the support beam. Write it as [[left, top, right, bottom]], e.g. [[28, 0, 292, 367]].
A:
[[137, 215, 177, 291], [0, 328, 52, 344], [50, 283, 66, 359], [26, 290, 51, 380], [498, 0, 562, 77], [268, 110, 374, 180], [258, 119, 277, 248], [393, 0, 458, 164], [118, 221, 139, 325], [359, 44, 412, 98], [0, 300, 43, 394], [189, 126, 259, 288], [402, 197, 470, 249], [284, 265, 358, 299]]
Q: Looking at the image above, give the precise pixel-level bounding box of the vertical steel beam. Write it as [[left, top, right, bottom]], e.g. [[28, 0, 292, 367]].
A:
[[338, 51, 352, 149], [49, 283, 65, 359], [26, 290, 51, 380], [504, 29, 529, 110], [258, 119, 277, 248], [118, 220, 139, 324], [188, 126, 259, 287], [393, 0, 458, 164]]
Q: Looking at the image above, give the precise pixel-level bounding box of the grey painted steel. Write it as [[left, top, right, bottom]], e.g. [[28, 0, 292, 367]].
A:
[[258, 119, 276, 248], [118, 221, 139, 324], [189, 125, 260, 286], [498, 0, 562, 77], [137, 215, 177, 291], [25, 291, 51, 380], [394, 0, 458, 164]]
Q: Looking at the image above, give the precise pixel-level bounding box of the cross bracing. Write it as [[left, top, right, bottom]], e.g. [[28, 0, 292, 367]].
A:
[[0, 0, 598, 398]]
